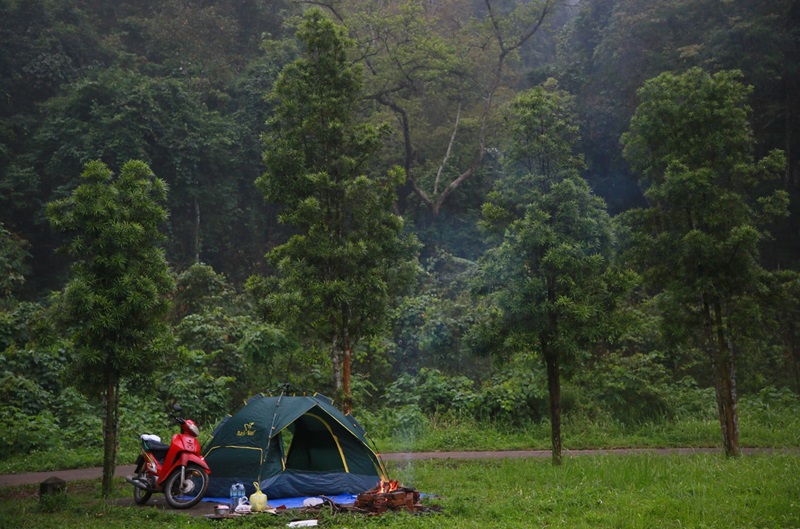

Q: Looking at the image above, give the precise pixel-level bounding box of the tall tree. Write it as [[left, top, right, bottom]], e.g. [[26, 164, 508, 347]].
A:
[[47, 160, 174, 495], [309, 0, 561, 219], [621, 68, 788, 457], [477, 81, 628, 464], [33, 68, 236, 273], [256, 9, 418, 412]]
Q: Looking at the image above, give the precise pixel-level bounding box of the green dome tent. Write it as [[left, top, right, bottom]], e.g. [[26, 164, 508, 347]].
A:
[[203, 390, 387, 499]]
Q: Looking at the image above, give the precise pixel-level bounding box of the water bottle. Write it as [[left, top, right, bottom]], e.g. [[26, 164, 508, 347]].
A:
[[230, 482, 243, 509], [237, 483, 246, 506]]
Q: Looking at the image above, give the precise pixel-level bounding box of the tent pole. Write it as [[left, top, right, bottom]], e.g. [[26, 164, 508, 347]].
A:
[[260, 384, 288, 481], [366, 434, 390, 480]]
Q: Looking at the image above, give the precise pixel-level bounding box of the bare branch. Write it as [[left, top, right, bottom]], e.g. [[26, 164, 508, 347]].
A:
[[513, 1, 557, 51], [296, 0, 346, 23], [434, 102, 462, 194], [373, 92, 434, 211]]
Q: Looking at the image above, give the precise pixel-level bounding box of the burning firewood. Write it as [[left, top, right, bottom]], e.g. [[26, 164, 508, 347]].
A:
[[354, 480, 423, 514]]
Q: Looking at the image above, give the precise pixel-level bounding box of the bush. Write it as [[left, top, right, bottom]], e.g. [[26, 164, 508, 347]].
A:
[[56, 387, 102, 447], [739, 386, 800, 427], [357, 405, 430, 441], [384, 368, 478, 415], [477, 369, 548, 425], [0, 407, 63, 457], [0, 371, 52, 415], [576, 351, 674, 423]]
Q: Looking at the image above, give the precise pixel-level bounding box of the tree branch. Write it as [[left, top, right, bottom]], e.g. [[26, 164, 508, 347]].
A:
[[434, 102, 462, 194]]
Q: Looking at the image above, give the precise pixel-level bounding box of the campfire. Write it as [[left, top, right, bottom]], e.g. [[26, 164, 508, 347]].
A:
[[354, 479, 423, 514]]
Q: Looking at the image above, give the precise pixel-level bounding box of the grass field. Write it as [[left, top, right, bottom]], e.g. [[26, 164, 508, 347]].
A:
[[1, 453, 797, 528], [3, 405, 798, 475]]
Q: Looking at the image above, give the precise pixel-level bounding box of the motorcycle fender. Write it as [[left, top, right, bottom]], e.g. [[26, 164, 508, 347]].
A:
[[155, 454, 211, 487], [180, 453, 211, 473]]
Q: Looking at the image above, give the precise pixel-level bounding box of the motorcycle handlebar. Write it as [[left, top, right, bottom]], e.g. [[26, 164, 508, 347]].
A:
[[166, 403, 186, 425]]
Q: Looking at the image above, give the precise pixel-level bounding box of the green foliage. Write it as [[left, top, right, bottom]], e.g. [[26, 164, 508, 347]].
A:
[[1, 340, 70, 396], [756, 270, 800, 392], [479, 368, 549, 424], [358, 405, 429, 439], [47, 160, 175, 391], [621, 67, 789, 455], [479, 81, 625, 361], [156, 346, 236, 425], [739, 386, 800, 428], [0, 372, 51, 416], [0, 0, 798, 477], [387, 250, 484, 378], [56, 387, 102, 446], [379, 366, 547, 427], [324, 0, 562, 220], [170, 263, 237, 321], [0, 302, 37, 354], [501, 79, 584, 176], [257, 9, 419, 402], [0, 223, 29, 301], [578, 351, 674, 422], [46, 159, 175, 494], [385, 368, 478, 415], [35, 69, 239, 269], [477, 81, 633, 461], [0, 406, 62, 455]]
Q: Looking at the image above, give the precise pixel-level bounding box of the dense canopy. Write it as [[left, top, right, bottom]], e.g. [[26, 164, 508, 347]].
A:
[[1, 0, 798, 471]]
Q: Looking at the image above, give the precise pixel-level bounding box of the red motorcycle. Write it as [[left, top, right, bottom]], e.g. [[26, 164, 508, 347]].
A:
[[125, 405, 210, 509]]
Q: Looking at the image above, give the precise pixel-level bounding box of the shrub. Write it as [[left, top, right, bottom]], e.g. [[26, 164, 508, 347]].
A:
[[358, 405, 429, 439], [477, 369, 548, 425], [56, 387, 102, 447], [0, 371, 52, 415], [384, 368, 478, 415], [0, 407, 63, 457]]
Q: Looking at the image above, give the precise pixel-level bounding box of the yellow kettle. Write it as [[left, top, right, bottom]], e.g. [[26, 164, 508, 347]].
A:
[[250, 482, 268, 512]]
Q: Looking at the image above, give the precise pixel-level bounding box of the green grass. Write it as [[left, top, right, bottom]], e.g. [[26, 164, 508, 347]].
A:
[[2, 406, 797, 474], [371, 408, 799, 454], [0, 447, 111, 475], [1, 454, 798, 528]]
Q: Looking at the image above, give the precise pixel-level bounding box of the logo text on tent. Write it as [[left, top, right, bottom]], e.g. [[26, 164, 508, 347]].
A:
[[237, 422, 256, 436]]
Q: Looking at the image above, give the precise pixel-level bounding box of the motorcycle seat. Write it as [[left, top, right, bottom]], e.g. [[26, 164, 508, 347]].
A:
[[144, 439, 170, 461]]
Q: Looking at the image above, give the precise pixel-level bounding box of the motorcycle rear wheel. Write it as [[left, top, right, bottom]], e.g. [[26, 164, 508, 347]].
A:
[[132, 479, 152, 505], [164, 463, 209, 509]]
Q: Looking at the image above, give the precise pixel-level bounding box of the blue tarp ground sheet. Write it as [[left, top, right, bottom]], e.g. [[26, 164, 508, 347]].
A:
[[201, 494, 358, 510]]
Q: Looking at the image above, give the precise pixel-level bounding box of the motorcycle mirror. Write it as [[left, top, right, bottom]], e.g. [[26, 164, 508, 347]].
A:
[[173, 404, 183, 414]]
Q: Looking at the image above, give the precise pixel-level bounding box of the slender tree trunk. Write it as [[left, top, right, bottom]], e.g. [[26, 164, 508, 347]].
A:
[[544, 349, 562, 466], [102, 368, 119, 496], [789, 322, 800, 393], [714, 300, 740, 457], [332, 335, 341, 391], [702, 296, 740, 458], [343, 345, 352, 414], [194, 197, 201, 263]]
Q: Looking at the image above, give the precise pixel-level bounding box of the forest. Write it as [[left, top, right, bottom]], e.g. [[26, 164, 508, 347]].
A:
[[1, 0, 799, 477]]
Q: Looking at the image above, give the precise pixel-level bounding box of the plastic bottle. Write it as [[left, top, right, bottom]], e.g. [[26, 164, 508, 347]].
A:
[[237, 483, 246, 507], [230, 482, 244, 509]]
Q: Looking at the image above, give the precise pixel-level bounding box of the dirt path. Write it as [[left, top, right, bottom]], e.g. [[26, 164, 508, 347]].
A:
[[0, 447, 793, 488]]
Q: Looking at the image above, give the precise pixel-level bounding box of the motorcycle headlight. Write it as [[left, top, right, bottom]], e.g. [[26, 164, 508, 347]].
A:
[[188, 423, 200, 437]]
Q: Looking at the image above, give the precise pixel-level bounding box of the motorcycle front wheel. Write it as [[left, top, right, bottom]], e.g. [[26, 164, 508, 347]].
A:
[[164, 463, 209, 509]]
